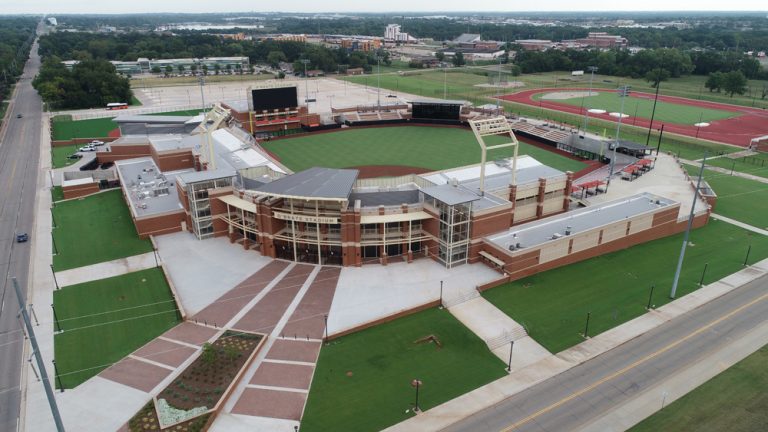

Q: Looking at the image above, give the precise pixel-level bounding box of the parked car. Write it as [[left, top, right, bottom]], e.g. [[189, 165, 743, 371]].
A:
[[78, 145, 97, 152], [89, 140, 106, 146], [16, 113, 22, 118], [16, 233, 29, 243], [66, 153, 83, 160]]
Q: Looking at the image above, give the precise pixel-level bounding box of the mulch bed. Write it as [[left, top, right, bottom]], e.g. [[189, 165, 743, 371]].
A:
[[351, 165, 431, 179]]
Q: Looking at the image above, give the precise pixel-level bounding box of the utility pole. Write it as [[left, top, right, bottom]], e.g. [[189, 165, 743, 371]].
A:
[[443, 67, 447, 100], [13, 278, 65, 432], [198, 74, 206, 113], [376, 54, 382, 110], [670, 154, 707, 299], [645, 62, 664, 146], [301, 59, 311, 105], [581, 66, 598, 134]]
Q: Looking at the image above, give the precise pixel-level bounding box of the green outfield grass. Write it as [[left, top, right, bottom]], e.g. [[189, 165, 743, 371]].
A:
[[52, 189, 153, 271], [531, 90, 739, 125], [261, 126, 586, 173], [483, 220, 768, 353], [51, 143, 82, 169], [51, 115, 119, 140], [684, 164, 768, 229], [705, 153, 768, 179], [301, 307, 506, 432], [53, 268, 180, 388], [630, 343, 768, 432]]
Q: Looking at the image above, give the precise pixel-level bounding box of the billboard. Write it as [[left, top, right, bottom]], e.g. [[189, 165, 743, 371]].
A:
[[250, 86, 298, 111]]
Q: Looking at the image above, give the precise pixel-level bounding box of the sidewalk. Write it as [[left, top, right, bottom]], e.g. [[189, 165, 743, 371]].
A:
[[54, 251, 158, 287], [384, 257, 768, 432], [711, 213, 768, 236], [680, 158, 768, 184]]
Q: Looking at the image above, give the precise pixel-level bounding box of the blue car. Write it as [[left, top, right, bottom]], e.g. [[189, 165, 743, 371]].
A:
[[16, 233, 29, 243]]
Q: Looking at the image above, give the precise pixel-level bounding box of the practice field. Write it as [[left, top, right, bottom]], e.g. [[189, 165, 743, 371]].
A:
[[630, 343, 768, 432], [52, 189, 154, 271], [533, 90, 738, 125], [260, 126, 586, 174], [705, 152, 768, 179], [51, 115, 119, 140], [483, 219, 768, 353], [53, 268, 180, 388], [301, 307, 506, 432]]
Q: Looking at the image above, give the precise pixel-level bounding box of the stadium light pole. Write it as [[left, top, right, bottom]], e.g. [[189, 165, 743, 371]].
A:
[[581, 66, 598, 134], [376, 54, 382, 110], [607, 85, 630, 188], [670, 153, 707, 299], [645, 62, 664, 146], [301, 59, 311, 105]]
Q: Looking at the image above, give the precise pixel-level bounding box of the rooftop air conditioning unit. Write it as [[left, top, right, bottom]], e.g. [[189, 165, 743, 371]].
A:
[[508, 244, 516, 251]]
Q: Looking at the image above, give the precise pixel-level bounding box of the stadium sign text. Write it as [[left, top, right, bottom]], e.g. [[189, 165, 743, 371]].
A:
[[273, 212, 340, 224]]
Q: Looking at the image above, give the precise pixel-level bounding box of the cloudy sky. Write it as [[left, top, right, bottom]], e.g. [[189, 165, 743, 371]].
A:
[[5, 0, 766, 14]]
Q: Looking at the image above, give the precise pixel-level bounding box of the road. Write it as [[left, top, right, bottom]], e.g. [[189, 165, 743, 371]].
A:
[[444, 272, 768, 432], [0, 38, 43, 432]]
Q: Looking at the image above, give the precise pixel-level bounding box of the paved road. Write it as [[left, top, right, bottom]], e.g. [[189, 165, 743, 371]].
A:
[[444, 273, 768, 432], [0, 38, 43, 432]]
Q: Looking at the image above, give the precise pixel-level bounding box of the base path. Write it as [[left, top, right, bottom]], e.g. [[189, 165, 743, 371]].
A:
[[500, 88, 768, 148]]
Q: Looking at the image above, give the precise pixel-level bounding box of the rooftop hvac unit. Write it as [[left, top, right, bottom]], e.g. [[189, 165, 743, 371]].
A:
[[450, 178, 459, 187], [565, 226, 572, 235], [551, 233, 563, 240], [139, 203, 148, 209]]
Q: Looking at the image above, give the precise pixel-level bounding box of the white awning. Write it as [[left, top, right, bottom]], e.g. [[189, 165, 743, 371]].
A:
[[218, 194, 257, 213], [360, 211, 432, 224], [479, 250, 505, 267]]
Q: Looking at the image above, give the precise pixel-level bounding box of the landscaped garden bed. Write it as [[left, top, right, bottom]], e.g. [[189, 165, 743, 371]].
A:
[[126, 330, 264, 430]]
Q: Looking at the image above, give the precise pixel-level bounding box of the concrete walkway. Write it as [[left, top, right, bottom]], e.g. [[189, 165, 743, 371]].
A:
[[449, 297, 550, 370], [711, 213, 768, 236], [384, 258, 768, 432], [55, 251, 159, 287]]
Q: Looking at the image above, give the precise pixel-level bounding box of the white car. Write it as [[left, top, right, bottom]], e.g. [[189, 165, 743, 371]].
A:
[[89, 140, 106, 146], [78, 145, 97, 152]]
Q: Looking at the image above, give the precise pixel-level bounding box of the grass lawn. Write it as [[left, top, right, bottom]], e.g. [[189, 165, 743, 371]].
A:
[[684, 164, 768, 230], [343, 70, 492, 105], [302, 307, 506, 432], [705, 153, 768, 179], [483, 219, 768, 353], [53, 268, 180, 388], [52, 189, 153, 271], [147, 108, 205, 117], [51, 186, 64, 202], [261, 126, 586, 173], [51, 143, 82, 169], [629, 343, 768, 432], [51, 116, 118, 140], [531, 90, 738, 125]]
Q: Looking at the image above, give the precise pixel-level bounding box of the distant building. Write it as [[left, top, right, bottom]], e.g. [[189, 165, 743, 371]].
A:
[[61, 57, 250, 75], [385, 24, 414, 43], [568, 32, 628, 49], [453, 33, 482, 47], [515, 39, 557, 51], [46, 17, 57, 26]]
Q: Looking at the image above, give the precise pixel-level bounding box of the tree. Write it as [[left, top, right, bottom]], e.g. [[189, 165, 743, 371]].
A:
[[150, 65, 161, 75], [213, 64, 221, 75], [452, 52, 465, 67], [202, 64, 209, 75], [164, 65, 172, 77], [190, 64, 198, 75], [722, 70, 747, 97], [177, 64, 185, 75], [705, 72, 724, 93], [435, 51, 445, 62], [644, 68, 670, 88], [267, 50, 287, 68]]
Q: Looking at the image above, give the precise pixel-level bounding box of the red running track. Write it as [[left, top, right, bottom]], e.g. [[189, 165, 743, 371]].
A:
[[499, 87, 768, 148]]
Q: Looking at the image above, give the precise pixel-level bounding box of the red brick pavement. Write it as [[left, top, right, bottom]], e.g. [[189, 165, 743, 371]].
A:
[[250, 362, 315, 390], [231, 388, 307, 420]]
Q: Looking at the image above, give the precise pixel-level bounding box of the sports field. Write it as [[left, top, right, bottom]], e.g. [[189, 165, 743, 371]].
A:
[[53, 268, 180, 388], [260, 126, 586, 174], [705, 153, 768, 179], [52, 189, 154, 271], [532, 90, 738, 125], [301, 307, 506, 432], [51, 115, 119, 140], [685, 164, 768, 229], [483, 219, 768, 353], [630, 343, 768, 432]]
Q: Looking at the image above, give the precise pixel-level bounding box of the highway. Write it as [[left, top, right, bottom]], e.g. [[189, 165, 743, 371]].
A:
[[444, 273, 768, 432], [0, 37, 43, 432]]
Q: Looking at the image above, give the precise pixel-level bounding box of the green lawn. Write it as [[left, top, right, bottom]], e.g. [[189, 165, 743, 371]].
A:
[[51, 186, 64, 202], [483, 220, 768, 353], [147, 108, 205, 116], [53, 268, 180, 388], [262, 126, 586, 173], [343, 70, 492, 105], [685, 164, 768, 229], [630, 343, 768, 432], [531, 90, 739, 125], [52, 189, 153, 271], [302, 307, 506, 432], [51, 144, 82, 169], [51, 116, 118, 140], [705, 153, 768, 179]]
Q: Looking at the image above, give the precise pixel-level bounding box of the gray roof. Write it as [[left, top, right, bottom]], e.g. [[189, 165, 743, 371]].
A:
[[615, 139, 652, 151], [349, 190, 421, 207], [114, 115, 197, 124], [457, 164, 565, 193], [177, 168, 236, 184], [488, 193, 676, 250], [454, 33, 482, 44], [563, 135, 606, 154], [421, 183, 482, 206], [256, 167, 359, 200], [116, 158, 189, 217]]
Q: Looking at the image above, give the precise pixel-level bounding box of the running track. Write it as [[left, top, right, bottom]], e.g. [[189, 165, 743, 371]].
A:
[[499, 87, 768, 148]]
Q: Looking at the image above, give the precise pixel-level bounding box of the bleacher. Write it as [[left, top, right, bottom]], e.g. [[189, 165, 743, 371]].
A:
[[339, 110, 405, 126], [509, 121, 572, 144]]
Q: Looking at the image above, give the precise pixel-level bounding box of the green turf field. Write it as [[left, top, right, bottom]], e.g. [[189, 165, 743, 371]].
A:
[[53, 268, 180, 388], [51, 115, 118, 141], [51, 143, 81, 169], [301, 307, 506, 432], [531, 90, 738, 125], [629, 343, 768, 432], [684, 164, 768, 230], [261, 126, 586, 173], [51, 186, 64, 202], [52, 189, 153, 271], [483, 219, 768, 353], [705, 153, 768, 179], [344, 70, 492, 105]]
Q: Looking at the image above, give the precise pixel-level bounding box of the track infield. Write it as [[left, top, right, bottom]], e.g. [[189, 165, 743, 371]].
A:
[[500, 88, 768, 148]]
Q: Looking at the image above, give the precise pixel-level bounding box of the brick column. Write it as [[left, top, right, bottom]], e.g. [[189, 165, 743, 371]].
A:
[[563, 171, 574, 211], [536, 177, 546, 219]]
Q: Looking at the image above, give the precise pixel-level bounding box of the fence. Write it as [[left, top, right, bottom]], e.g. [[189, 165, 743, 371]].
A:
[[485, 326, 528, 351], [441, 288, 480, 308]]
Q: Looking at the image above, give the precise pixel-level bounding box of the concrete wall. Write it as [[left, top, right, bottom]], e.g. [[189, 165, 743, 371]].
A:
[[134, 210, 186, 238]]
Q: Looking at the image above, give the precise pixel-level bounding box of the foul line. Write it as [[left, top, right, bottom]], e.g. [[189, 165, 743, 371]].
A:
[[500, 290, 768, 432]]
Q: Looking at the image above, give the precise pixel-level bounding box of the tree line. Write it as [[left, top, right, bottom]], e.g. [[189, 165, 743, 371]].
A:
[[33, 57, 133, 109], [0, 17, 37, 107]]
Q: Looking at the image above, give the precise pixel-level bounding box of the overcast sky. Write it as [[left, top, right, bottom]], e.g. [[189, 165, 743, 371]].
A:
[[5, 0, 767, 14]]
